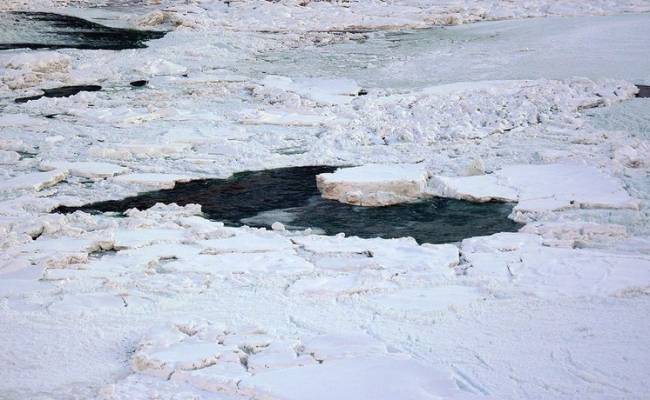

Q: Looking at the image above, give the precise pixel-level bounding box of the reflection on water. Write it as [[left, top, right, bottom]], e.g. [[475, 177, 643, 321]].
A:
[[54, 166, 522, 244]]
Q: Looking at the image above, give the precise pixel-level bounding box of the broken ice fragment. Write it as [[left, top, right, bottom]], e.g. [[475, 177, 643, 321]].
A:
[[316, 163, 430, 206], [40, 161, 128, 179], [0, 170, 68, 192]]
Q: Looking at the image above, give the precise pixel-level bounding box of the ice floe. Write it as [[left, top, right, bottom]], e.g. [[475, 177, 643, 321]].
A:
[[260, 75, 361, 105], [460, 232, 650, 298], [111, 322, 476, 400], [316, 163, 429, 206], [40, 160, 129, 179], [112, 173, 193, 189], [0, 169, 68, 192], [431, 163, 639, 218], [0, 150, 20, 164]]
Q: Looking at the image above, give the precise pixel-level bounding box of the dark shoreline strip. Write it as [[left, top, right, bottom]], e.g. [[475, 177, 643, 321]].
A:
[[15, 85, 102, 103], [1, 11, 166, 50]]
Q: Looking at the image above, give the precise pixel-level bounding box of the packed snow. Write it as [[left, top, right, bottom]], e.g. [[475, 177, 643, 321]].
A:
[[1, 1, 650, 400]]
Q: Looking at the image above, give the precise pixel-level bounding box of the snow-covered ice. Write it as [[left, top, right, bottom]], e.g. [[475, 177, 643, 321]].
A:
[[460, 232, 650, 298], [1, 2, 650, 400], [0, 169, 68, 192], [112, 173, 194, 189], [430, 163, 639, 217], [40, 160, 129, 179], [119, 323, 475, 400], [260, 75, 361, 106], [316, 163, 430, 206]]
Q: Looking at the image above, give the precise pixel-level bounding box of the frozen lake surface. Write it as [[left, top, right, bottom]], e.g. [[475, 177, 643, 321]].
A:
[[1, 2, 650, 400], [258, 14, 650, 89]]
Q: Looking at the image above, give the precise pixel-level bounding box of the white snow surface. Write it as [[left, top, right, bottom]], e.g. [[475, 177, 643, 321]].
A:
[[40, 160, 130, 178], [5, 0, 650, 32], [0, 169, 68, 192], [112, 173, 194, 189], [1, 3, 650, 400], [430, 163, 639, 217]]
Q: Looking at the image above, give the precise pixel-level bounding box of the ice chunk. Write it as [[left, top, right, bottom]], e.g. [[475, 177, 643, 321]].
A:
[[287, 271, 398, 297], [520, 222, 628, 248], [431, 164, 638, 213], [430, 174, 518, 203], [261, 75, 361, 105], [16, 236, 111, 267], [0, 150, 20, 164], [461, 232, 650, 298], [40, 161, 129, 179], [301, 333, 387, 361], [165, 251, 313, 275], [503, 164, 639, 212], [112, 173, 193, 189], [293, 235, 459, 274], [122, 324, 479, 399], [246, 340, 316, 373], [0, 170, 68, 192], [199, 232, 294, 254], [2, 51, 71, 90], [89, 143, 191, 160], [317, 163, 430, 206], [0, 138, 31, 153], [171, 362, 249, 395], [364, 286, 484, 320], [134, 340, 230, 379], [4, 51, 71, 73], [114, 228, 188, 249], [240, 110, 335, 126], [135, 59, 187, 76], [239, 356, 465, 400]]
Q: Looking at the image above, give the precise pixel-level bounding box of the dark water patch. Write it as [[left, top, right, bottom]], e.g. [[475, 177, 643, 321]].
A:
[[16, 150, 37, 159], [15, 85, 102, 103], [636, 85, 650, 98], [130, 80, 148, 87], [0, 12, 166, 50], [54, 166, 522, 244]]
